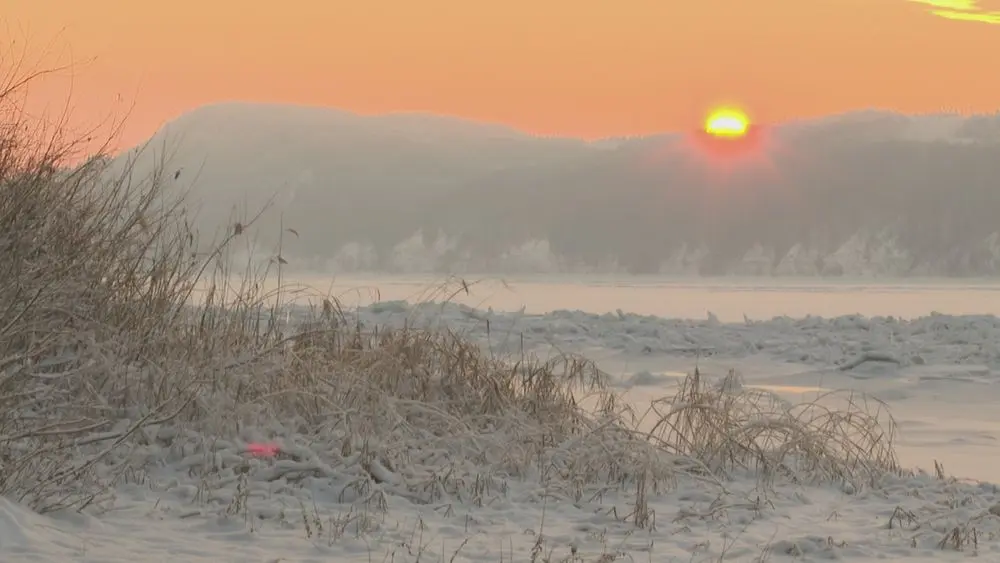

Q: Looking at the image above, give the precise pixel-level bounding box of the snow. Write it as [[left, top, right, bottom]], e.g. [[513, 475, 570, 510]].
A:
[[7, 301, 1000, 561], [359, 301, 1000, 371]]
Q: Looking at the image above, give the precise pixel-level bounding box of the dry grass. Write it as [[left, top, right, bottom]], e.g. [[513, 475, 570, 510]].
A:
[[640, 368, 899, 489], [0, 52, 900, 529]]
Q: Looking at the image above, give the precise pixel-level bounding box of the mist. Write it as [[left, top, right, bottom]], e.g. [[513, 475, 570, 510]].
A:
[[115, 103, 1000, 277]]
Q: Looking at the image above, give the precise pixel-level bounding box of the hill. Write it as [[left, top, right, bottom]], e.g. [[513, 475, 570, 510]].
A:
[[114, 103, 1000, 276]]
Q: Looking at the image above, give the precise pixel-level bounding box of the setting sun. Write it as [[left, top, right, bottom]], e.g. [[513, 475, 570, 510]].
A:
[[705, 108, 751, 138]]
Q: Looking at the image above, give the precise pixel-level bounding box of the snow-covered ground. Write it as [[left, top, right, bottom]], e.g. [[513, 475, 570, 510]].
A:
[[6, 302, 1000, 562], [357, 302, 1000, 481]]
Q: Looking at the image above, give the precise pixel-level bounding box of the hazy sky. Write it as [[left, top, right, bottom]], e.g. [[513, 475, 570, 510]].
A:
[[6, 0, 1000, 150]]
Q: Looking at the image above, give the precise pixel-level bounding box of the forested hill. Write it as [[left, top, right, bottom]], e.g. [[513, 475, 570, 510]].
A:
[[115, 103, 1000, 276]]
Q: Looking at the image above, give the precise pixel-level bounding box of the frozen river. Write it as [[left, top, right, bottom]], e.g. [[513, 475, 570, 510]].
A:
[[267, 273, 1000, 322]]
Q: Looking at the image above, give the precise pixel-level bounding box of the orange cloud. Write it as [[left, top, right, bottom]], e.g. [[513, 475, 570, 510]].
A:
[[910, 0, 1000, 23]]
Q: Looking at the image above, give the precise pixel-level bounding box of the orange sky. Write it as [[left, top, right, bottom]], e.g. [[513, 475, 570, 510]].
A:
[[5, 0, 1000, 151]]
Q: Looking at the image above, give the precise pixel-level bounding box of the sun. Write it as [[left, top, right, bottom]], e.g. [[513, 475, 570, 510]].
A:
[[704, 107, 750, 138], [673, 104, 775, 174]]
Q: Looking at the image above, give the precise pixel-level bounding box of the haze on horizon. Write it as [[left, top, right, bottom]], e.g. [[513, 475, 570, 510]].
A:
[[101, 103, 999, 278]]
